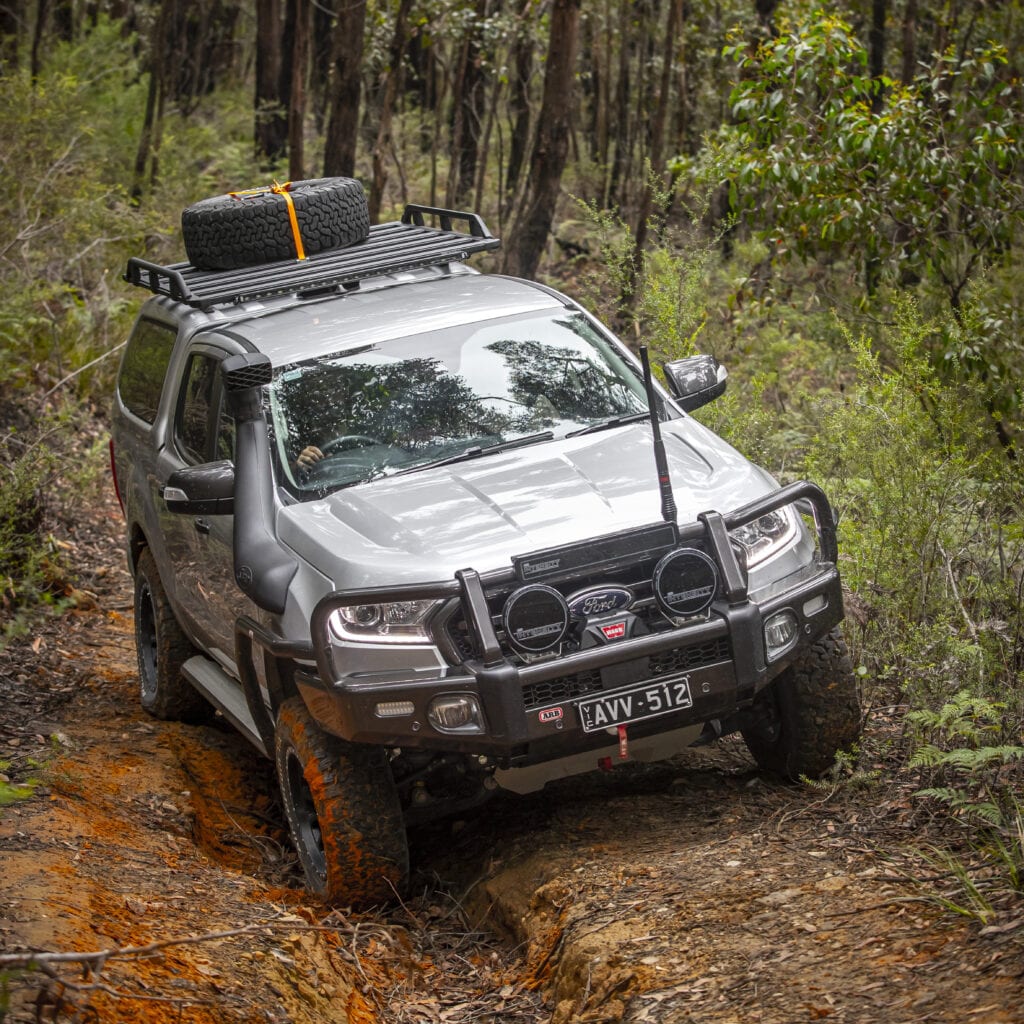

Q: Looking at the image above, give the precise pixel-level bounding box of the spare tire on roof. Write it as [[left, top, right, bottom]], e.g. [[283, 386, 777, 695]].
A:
[[181, 177, 369, 271]]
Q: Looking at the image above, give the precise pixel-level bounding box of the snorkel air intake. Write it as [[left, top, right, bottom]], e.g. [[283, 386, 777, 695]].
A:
[[221, 353, 298, 615]]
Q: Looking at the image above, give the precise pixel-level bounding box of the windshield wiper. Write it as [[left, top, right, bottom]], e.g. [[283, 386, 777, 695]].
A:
[[391, 430, 555, 477], [566, 412, 650, 437]]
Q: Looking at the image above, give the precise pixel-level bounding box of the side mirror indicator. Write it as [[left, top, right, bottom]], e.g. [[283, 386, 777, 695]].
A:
[[164, 460, 235, 515]]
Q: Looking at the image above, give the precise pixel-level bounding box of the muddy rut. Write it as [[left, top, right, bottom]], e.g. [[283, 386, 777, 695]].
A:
[[1, 496, 1022, 1023]]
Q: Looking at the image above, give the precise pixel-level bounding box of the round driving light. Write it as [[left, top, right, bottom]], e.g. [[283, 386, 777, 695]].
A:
[[502, 585, 570, 654], [652, 548, 719, 617]]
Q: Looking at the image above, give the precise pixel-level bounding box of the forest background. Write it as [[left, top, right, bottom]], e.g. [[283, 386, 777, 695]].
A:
[[0, 0, 1022, 921]]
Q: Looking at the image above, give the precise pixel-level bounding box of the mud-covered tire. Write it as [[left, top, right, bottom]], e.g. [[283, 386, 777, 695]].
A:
[[275, 697, 408, 907], [133, 548, 209, 723], [741, 628, 861, 780], [181, 177, 369, 270]]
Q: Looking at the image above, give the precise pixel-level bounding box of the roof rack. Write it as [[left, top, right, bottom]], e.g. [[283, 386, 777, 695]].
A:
[[124, 204, 501, 310]]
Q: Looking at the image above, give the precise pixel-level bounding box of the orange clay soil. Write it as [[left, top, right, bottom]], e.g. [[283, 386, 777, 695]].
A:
[[2, 488, 1022, 1023]]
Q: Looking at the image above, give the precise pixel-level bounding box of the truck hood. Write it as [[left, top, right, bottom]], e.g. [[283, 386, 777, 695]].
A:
[[276, 419, 777, 590]]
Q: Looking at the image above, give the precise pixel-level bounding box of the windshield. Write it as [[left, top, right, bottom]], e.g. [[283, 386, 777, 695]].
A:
[[268, 309, 652, 499]]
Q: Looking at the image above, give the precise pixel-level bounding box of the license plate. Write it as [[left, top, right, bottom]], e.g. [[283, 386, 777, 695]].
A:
[[577, 673, 694, 732]]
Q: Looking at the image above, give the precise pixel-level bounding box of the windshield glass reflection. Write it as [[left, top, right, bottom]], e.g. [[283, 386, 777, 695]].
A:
[[268, 310, 651, 499]]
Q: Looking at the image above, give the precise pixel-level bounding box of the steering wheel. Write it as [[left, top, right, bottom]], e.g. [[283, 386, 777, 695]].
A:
[[320, 434, 385, 456]]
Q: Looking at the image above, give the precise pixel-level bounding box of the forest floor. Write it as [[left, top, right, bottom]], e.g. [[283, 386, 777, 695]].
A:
[[1, 487, 1023, 1024]]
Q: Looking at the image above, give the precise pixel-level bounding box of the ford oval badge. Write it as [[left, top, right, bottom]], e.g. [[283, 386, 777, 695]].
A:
[[567, 586, 634, 618]]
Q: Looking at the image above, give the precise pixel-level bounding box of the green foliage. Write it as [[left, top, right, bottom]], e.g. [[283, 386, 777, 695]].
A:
[[802, 300, 1023, 708], [908, 691, 1024, 829], [718, 12, 1022, 297], [0, 429, 64, 643], [0, 779, 36, 809], [0, 18, 148, 394], [572, 186, 722, 360], [707, 8, 1024, 439]]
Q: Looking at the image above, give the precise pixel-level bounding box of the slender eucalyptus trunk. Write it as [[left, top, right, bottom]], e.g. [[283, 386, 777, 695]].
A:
[[322, 0, 367, 177], [504, 0, 581, 279]]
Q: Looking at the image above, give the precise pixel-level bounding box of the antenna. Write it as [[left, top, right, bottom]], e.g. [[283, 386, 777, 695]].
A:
[[639, 346, 677, 525]]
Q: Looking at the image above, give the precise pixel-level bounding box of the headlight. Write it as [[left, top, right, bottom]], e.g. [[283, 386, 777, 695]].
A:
[[729, 506, 798, 568], [328, 600, 441, 644]]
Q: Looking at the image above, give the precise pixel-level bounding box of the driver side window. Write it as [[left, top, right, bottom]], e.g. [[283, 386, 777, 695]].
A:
[[176, 353, 234, 464]]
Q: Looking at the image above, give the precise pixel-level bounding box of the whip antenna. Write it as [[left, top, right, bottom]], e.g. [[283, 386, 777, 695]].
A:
[[639, 346, 677, 525]]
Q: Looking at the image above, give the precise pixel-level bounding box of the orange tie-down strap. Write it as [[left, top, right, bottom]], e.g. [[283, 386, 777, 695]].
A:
[[228, 181, 306, 260]]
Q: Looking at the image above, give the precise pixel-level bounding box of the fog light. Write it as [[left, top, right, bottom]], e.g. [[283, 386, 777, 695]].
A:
[[427, 695, 485, 734], [764, 610, 799, 661], [375, 701, 414, 718]]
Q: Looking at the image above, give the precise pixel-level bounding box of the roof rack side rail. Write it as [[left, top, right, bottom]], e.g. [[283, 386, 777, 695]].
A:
[[124, 257, 194, 304], [401, 204, 493, 239]]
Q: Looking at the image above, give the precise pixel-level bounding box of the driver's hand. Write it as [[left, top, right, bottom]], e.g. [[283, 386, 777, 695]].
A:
[[296, 445, 324, 468]]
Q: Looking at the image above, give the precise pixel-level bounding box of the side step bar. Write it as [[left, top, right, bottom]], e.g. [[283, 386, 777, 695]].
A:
[[182, 656, 268, 756]]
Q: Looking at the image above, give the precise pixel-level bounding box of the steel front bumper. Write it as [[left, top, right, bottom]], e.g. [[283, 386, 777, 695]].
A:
[[297, 482, 845, 761]]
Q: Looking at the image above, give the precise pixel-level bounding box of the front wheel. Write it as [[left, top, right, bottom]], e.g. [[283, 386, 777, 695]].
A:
[[741, 628, 861, 780], [275, 697, 409, 907]]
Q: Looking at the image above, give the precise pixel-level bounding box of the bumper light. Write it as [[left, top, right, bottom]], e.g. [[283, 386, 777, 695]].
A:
[[764, 609, 799, 661], [375, 700, 415, 718], [428, 695, 485, 734]]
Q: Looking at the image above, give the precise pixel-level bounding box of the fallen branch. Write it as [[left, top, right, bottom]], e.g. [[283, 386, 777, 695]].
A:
[[0, 918, 279, 970]]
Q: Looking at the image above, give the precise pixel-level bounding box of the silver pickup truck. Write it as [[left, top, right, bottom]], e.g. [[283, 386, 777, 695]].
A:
[[111, 187, 859, 906]]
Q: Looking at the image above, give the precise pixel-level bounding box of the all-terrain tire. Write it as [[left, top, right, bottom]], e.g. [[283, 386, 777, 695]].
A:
[[133, 548, 209, 723], [275, 697, 409, 907], [181, 177, 369, 270], [741, 628, 861, 780]]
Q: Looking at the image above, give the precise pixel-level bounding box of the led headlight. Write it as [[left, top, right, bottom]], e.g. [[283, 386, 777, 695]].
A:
[[328, 599, 441, 644], [729, 506, 798, 569]]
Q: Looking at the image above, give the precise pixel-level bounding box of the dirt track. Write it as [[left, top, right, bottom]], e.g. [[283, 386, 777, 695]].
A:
[[1, 492, 1022, 1023]]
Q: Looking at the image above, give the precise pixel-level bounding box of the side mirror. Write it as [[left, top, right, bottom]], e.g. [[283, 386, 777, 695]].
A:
[[163, 460, 235, 515], [662, 355, 728, 412]]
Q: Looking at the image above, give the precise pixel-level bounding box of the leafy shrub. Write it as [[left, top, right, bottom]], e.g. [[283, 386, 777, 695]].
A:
[[803, 300, 1023, 721]]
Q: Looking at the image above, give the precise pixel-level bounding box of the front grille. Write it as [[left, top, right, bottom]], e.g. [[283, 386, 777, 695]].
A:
[[650, 636, 730, 676], [521, 635, 732, 711], [522, 670, 603, 710]]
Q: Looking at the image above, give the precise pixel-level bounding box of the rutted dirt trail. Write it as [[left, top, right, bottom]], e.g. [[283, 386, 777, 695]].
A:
[[1, 492, 1022, 1023]]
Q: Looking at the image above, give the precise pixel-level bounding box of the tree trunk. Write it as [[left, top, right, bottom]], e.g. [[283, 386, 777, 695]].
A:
[[255, 0, 287, 166], [287, 0, 310, 179], [868, 0, 886, 112], [322, 0, 367, 177], [30, 0, 48, 79], [632, 0, 681, 260], [310, 0, 334, 130], [607, 0, 631, 208], [369, 0, 413, 222], [0, 0, 22, 72], [901, 0, 918, 84], [503, 0, 581, 279], [132, 1, 171, 202], [474, 72, 502, 213], [447, 0, 487, 208], [52, 0, 72, 42], [503, 9, 533, 219]]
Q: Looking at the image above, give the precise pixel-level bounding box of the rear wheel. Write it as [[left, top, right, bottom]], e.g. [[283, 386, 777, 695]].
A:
[[275, 697, 408, 907], [741, 628, 861, 780], [133, 548, 209, 723]]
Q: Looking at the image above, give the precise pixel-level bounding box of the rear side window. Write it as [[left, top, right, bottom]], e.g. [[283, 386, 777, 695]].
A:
[[118, 319, 176, 423]]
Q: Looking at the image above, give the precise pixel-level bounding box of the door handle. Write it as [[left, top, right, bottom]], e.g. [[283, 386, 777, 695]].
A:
[[194, 518, 211, 535]]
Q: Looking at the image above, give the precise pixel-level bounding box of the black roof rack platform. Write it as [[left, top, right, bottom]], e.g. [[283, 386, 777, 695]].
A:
[[124, 204, 500, 310]]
